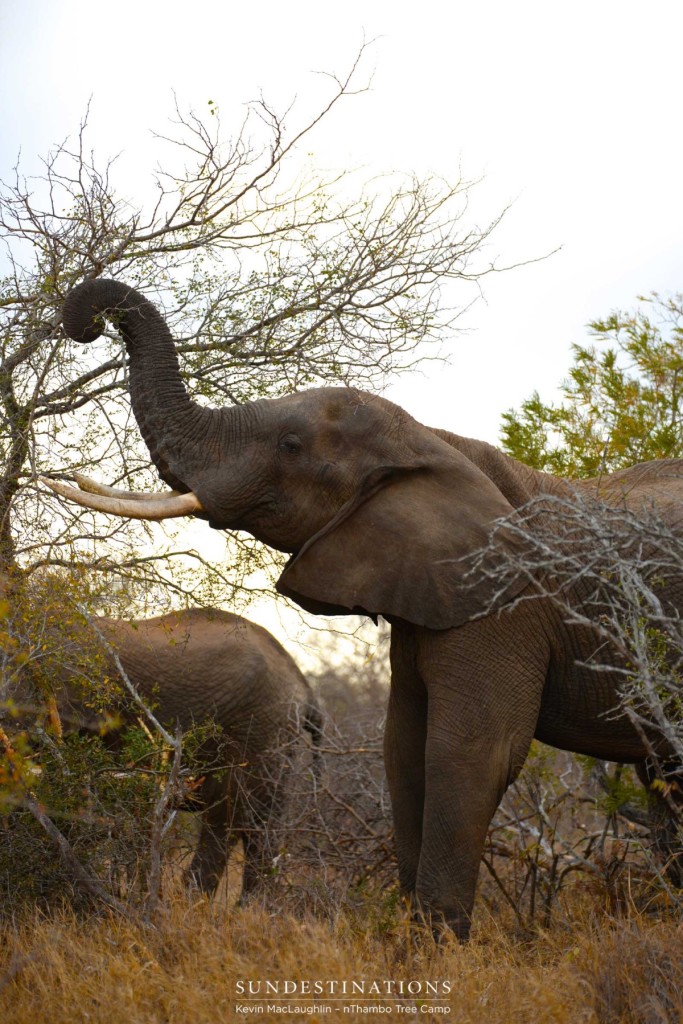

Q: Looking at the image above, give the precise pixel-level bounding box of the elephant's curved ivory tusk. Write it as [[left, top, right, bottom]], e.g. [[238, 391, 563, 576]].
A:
[[73, 473, 184, 502], [40, 477, 203, 521]]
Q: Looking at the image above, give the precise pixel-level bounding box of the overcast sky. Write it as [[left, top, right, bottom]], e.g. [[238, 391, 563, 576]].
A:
[[3, 0, 682, 447]]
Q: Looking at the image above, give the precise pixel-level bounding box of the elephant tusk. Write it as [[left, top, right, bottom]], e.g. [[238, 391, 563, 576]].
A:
[[40, 477, 203, 521], [73, 473, 184, 502]]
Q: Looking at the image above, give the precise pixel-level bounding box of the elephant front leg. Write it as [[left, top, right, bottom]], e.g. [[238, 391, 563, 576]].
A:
[[385, 627, 428, 902], [413, 624, 547, 940], [415, 746, 515, 940]]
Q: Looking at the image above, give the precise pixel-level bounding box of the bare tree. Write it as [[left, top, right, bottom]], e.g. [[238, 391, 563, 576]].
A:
[[0, 48, 514, 915], [0, 47, 504, 607]]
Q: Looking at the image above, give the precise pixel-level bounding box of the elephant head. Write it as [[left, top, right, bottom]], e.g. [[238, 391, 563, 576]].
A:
[[48, 279, 521, 630]]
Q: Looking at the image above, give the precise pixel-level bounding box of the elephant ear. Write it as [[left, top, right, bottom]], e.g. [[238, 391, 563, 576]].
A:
[[277, 448, 525, 630]]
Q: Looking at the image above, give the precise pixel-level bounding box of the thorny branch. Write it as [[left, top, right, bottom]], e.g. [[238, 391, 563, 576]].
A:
[[472, 490, 683, 765]]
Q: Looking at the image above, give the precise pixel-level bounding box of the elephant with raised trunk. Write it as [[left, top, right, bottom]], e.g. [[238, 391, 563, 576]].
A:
[[7, 595, 321, 901], [46, 279, 683, 939]]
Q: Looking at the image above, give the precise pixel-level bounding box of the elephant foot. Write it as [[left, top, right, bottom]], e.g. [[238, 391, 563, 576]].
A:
[[637, 759, 683, 887], [653, 827, 683, 889], [408, 891, 472, 943], [183, 860, 221, 897]]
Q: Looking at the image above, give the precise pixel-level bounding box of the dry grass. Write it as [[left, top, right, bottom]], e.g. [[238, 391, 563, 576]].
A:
[[1, 887, 682, 1024]]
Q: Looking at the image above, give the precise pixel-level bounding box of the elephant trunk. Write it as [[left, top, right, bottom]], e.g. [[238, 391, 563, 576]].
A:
[[62, 279, 220, 492]]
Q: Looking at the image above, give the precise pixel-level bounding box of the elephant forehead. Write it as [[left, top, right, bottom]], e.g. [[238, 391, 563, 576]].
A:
[[270, 387, 395, 428]]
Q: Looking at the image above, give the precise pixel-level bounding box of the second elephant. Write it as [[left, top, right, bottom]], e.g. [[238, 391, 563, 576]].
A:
[[59, 607, 322, 900]]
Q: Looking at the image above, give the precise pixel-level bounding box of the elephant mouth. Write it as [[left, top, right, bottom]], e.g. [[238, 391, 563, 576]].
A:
[[40, 473, 203, 521]]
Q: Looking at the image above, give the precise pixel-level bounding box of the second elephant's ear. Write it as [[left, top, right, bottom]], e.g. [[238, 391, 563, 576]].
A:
[[277, 445, 525, 630]]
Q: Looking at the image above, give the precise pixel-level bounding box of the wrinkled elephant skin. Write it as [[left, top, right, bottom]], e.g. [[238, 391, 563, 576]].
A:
[[52, 279, 683, 938]]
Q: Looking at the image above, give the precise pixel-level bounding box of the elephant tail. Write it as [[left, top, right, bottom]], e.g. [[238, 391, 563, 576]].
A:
[[302, 698, 324, 772]]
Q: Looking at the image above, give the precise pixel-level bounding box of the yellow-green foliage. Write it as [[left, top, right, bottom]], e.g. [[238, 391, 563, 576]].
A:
[[0, 730, 163, 906], [501, 293, 683, 478], [0, 572, 213, 910], [1, 570, 119, 725]]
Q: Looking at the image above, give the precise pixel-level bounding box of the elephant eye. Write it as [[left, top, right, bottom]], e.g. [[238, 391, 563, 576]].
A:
[[278, 434, 302, 456]]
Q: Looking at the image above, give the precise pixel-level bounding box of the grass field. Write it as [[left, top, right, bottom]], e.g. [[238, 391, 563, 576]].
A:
[[2, 885, 682, 1024]]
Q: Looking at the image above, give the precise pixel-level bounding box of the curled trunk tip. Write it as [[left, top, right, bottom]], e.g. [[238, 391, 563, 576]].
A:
[[62, 279, 140, 343]]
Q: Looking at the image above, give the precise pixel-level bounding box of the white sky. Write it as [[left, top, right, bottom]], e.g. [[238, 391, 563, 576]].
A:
[[3, 0, 682, 442], [2, 0, 682, 659]]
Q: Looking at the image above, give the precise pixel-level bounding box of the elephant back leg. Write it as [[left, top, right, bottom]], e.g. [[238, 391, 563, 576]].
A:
[[236, 759, 289, 902], [185, 795, 239, 896], [636, 758, 683, 886], [184, 752, 289, 901]]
